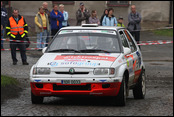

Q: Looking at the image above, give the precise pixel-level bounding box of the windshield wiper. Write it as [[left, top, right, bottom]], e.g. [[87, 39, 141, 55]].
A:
[[79, 49, 111, 53], [48, 49, 81, 53]]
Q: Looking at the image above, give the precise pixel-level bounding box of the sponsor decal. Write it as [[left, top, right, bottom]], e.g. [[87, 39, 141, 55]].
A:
[[54, 55, 116, 62], [49, 62, 58, 67], [99, 80, 107, 82], [60, 61, 100, 67], [60, 30, 73, 34], [126, 59, 129, 67], [136, 51, 141, 67], [34, 80, 41, 82], [64, 59, 86, 62]]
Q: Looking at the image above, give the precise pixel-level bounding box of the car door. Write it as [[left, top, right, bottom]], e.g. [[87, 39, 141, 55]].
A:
[[123, 29, 142, 84], [118, 29, 134, 86]]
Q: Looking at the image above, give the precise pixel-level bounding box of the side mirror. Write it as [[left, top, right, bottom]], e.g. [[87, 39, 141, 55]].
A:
[[42, 47, 47, 54], [123, 47, 131, 55]]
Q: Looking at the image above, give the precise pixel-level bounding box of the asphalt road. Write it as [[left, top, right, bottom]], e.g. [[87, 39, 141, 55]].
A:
[[1, 31, 173, 116]]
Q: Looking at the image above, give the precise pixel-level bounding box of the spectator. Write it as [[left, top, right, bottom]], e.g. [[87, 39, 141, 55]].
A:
[[59, 4, 69, 27], [102, 8, 117, 26], [76, 2, 90, 26], [42, 2, 51, 46], [100, 9, 108, 26], [6, 9, 29, 65], [43, 2, 51, 23], [128, 5, 141, 43], [1, 1, 8, 49], [117, 16, 125, 27], [35, 6, 50, 50], [1, 25, 3, 35], [50, 4, 64, 37], [89, 10, 100, 25]]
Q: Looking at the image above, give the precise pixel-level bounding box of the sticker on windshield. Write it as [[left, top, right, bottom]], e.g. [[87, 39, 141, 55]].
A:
[[59, 30, 73, 34], [59, 30, 116, 35]]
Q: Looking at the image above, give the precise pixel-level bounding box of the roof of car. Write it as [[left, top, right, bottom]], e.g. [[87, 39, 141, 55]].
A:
[[60, 25, 125, 31]]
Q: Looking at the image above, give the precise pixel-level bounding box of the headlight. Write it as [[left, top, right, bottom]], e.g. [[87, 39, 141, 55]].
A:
[[33, 67, 50, 75], [93, 68, 115, 75]]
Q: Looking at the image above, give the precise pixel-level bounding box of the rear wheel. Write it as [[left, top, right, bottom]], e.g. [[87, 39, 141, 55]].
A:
[[31, 91, 44, 104], [113, 75, 126, 106], [133, 69, 146, 99]]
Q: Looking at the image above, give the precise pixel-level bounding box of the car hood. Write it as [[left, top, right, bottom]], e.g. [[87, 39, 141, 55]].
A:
[[36, 53, 121, 68]]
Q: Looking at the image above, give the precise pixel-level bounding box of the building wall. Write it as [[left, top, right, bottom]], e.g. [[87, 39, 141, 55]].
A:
[[11, 1, 53, 16], [10, 1, 172, 32]]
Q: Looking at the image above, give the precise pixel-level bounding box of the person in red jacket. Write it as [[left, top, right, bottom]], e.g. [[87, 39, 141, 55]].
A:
[[6, 9, 29, 65]]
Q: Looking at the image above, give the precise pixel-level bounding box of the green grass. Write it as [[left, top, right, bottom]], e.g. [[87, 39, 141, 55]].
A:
[[152, 29, 173, 37], [1, 75, 19, 87]]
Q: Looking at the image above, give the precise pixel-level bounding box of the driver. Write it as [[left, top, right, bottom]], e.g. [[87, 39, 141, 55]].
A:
[[97, 37, 114, 51]]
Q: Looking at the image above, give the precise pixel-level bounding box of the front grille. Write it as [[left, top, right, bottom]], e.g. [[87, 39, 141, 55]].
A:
[[53, 84, 91, 91], [55, 72, 89, 74]]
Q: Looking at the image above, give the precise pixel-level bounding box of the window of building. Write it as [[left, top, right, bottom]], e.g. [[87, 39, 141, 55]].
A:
[[52, 1, 75, 5], [107, 1, 130, 7]]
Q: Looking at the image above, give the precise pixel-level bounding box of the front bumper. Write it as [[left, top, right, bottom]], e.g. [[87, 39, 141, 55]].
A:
[[30, 82, 122, 97]]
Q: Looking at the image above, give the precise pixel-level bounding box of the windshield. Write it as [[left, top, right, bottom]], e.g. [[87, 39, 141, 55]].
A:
[[46, 32, 121, 53]]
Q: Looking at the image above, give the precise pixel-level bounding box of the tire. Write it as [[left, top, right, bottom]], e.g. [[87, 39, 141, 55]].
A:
[[133, 69, 146, 99], [31, 91, 44, 104], [114, 75, 126, 106]]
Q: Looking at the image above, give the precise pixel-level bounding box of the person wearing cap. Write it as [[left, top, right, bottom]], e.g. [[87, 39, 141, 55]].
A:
[[117, 16, 125, 27], [76, 2, 90, 26]]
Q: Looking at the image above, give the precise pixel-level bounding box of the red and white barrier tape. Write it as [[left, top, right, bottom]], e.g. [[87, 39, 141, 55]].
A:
[[1, 48, 42, 51], [137, 41, 173, 45], [1, 40, 173, 51], [129, 27, 173, 32], [1, 38, 49, 44], [1, 38, 173, 45]]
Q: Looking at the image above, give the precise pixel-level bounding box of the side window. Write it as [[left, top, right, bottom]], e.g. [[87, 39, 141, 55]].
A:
[[124, 30, 137, 52], [119, 30, 129, 48]]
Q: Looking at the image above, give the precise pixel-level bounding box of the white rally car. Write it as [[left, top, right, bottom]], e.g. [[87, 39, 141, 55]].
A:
[[30, 24, 146, 106]]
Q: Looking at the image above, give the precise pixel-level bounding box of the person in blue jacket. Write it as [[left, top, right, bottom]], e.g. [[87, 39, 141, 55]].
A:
[[102, 8, 117, 26], [59, 4, 69, 27], [50, 4, 64, 37]]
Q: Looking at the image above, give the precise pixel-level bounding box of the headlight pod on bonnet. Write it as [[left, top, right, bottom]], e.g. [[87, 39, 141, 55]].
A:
[[93, 68, 115, 75], [33, 67, 50, 75]]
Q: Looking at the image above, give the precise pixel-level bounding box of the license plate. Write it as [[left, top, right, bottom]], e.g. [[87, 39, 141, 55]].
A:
[[61, 80, 81, 84]]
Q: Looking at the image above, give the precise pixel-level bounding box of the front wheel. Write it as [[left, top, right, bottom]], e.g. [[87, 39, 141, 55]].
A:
[[113, 75, 126, 106], [31, 91, 44, 104], [133, 69, 146, 99]]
